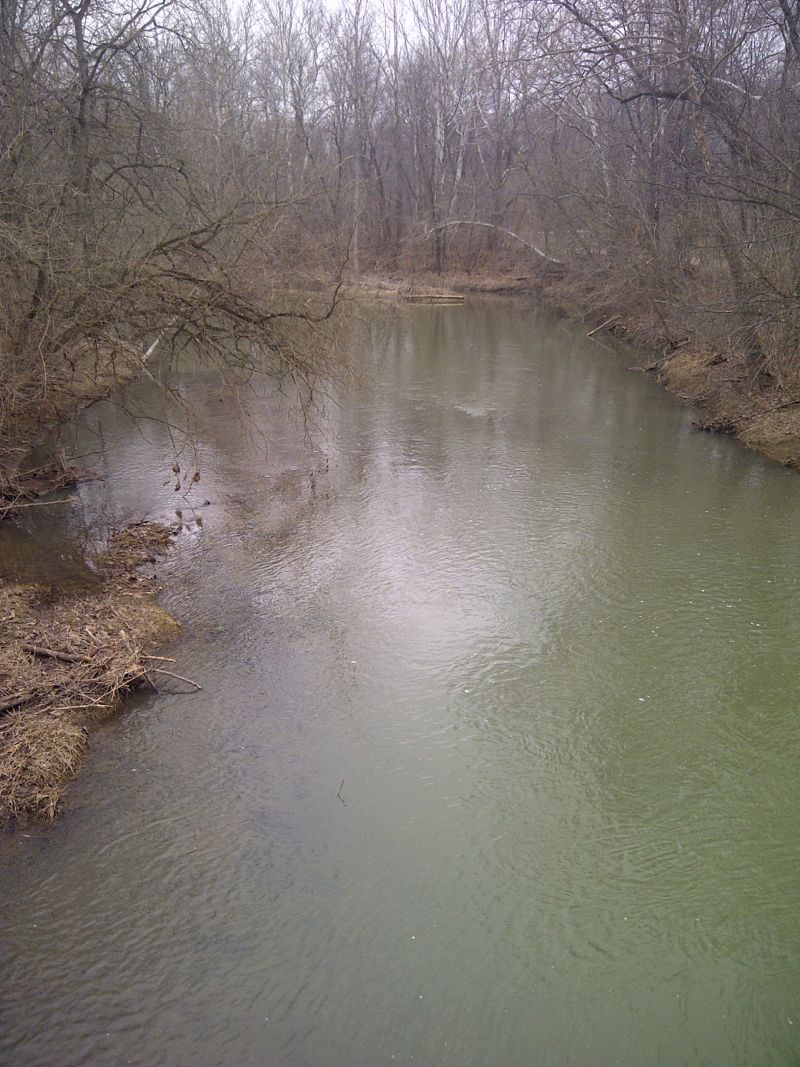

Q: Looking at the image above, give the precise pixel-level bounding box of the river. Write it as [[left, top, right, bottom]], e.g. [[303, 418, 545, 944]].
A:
[[2, 302, 799, 1066]]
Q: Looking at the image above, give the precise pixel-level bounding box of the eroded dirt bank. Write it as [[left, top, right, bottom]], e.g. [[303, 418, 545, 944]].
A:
[[575, 308, 800, 471], [0, 522, 180, 823]]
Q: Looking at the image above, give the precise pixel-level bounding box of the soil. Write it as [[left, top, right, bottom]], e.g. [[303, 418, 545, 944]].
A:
[[656, 347, 800, 467]]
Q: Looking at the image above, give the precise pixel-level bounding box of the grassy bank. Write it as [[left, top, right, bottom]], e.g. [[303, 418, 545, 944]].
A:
[[0, 523, 181, 823]]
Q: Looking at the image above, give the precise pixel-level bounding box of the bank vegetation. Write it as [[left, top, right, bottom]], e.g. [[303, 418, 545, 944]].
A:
[[2, 0, 799, 463], [1, 0, 798, 534], [0, 523, 180, 821]]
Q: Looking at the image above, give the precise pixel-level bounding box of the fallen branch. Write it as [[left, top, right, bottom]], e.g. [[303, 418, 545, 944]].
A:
[[151, 667, 202, 690], [0, 692, 35, 713], [22, 644, 88, 665], [3, 496, 77, 508], [424, 220, 564, 266], [587, 316, 619, 337], [0, 496, 77, 513]]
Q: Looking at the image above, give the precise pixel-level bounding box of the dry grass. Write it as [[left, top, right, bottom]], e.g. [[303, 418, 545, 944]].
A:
[[97, 522, 176, 572], [530, 268, 800, 471], [659, 346, 800, 467], [0, 524, 180, 823], [739, 407, 800, 466]]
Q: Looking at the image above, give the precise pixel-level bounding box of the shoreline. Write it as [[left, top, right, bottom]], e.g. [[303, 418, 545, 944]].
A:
[[3, 276, 797, 826], [0, 523, 181, 824], [345, 270, 800, 471]]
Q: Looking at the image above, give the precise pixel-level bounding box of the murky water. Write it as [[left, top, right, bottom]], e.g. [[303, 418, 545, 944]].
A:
[[2, 303, 800, 1066]]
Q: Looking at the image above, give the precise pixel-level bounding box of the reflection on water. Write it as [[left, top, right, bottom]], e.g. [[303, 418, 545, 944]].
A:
[[2, 303, 799, 1067]]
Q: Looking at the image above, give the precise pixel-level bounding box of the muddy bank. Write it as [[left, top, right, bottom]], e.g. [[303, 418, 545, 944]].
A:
[[0, 522, 181, 823], [356, 269, 800, 471]]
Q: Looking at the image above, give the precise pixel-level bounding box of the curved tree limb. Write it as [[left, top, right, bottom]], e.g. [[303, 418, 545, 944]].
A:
[[424, 221, 564, 266]]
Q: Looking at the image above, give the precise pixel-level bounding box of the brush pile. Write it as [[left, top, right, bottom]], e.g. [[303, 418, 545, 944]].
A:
[[0, 523, 180, 821], [0, 451, 89, 520]]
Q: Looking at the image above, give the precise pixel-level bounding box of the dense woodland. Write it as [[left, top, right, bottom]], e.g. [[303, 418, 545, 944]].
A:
[[1, 0, 799, 437]]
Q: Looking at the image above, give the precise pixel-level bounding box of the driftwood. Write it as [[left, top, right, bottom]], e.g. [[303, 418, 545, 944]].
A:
[[404, 294, 465, 305], [587, 316, 619, 337], [0, 497, 76, 511]]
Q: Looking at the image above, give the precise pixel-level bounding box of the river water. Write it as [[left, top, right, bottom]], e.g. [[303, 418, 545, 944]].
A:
[[2, 303, 799, 1066]]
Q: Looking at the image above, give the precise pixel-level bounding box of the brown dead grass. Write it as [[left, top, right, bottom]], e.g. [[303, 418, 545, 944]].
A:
[[659, 346, 800, 467], [0, 523, 180, 823], [739, 407, 800, 466], [531, 268, 800, 471], [97, 521, 175, 572]]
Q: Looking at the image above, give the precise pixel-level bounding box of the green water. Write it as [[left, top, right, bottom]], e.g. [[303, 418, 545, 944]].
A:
[[2, 304, 799, 1066]]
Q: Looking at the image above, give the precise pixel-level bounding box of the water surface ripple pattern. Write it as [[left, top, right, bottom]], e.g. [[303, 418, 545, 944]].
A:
[[2, 304, 799, 1067]]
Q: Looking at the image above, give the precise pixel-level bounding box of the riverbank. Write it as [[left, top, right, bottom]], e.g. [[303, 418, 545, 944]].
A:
[[347, 270, 800, 470], [2, 271, 797, 824], [539, 274, 800, 471], [0, 523, 180, 823], [1, 341, 151, 463]]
